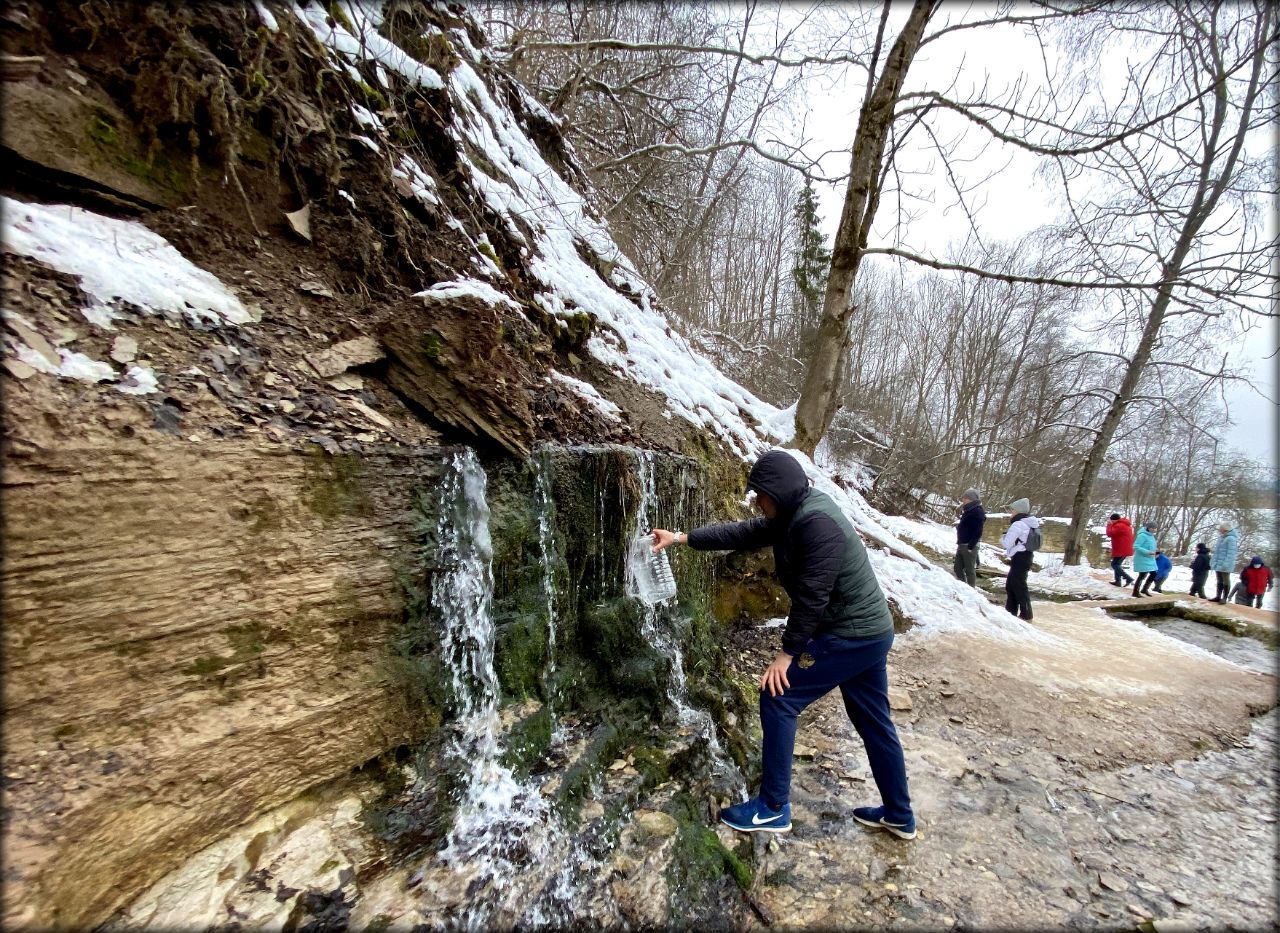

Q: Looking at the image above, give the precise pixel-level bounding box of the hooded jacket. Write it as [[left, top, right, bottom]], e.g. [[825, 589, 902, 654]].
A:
[[956, 500, 986, 548], [1212, 528, 1239, 573], [1132, 528, 1157, 573], [1105, 518, 1135, 558], [687, 450, 892, 654], [1001, 513, 1041, 558], [1241, 562, 1272, 596], [1155, 552, 1172, 577], [1190, 544, 1211, 575]]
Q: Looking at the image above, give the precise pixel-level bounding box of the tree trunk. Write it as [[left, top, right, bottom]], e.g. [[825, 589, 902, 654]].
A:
[[792, 0, 936, 454], [1062, 3, 1267, 563]]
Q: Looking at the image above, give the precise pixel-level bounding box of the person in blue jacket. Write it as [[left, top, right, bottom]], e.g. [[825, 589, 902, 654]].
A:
[[1131, 522, 1159, 596], [1153, 551, 1173, 593], [1211, 523, 1239, 603], [651, 450, 915, 840]]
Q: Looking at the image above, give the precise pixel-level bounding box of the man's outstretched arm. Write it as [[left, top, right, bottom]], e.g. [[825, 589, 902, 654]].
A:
[[652, 517, 773, 553]]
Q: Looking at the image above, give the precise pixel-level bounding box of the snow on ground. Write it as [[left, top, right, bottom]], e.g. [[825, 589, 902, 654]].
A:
[[1, 196, 253, 329], [877, 513, 1007, 572], [783, 450, 1060, 645]]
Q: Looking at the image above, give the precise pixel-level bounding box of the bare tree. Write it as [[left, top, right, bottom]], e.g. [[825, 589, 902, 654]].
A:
[[1058, 0, 1278, 563]]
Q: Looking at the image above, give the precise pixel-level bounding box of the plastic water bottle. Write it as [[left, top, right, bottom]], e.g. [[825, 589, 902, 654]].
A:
[[631, 534, 678, 604]]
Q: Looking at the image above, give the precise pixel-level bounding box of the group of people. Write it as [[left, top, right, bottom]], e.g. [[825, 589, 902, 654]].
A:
[[1106, 514, 1273, 608]]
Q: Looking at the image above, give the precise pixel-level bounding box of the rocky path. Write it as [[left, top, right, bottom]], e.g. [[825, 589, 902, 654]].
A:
[[726, 598, 1277, 931]]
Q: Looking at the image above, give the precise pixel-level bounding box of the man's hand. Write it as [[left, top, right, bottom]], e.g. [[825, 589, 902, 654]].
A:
[[651, 529, 685, 552], [759, 650, 793, 697]]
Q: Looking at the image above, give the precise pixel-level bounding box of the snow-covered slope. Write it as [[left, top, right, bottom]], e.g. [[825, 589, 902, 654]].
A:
[[0, 0, 1049, 644]]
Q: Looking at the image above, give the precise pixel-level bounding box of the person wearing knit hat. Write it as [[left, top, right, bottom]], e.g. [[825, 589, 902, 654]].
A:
[[1000, 498, 1040, 621], [1211, 523, 1239, 603], [953, 488, 986, 588]]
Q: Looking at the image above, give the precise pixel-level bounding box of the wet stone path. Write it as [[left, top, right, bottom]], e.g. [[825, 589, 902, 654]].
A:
[[728, 611, 1278, 932]]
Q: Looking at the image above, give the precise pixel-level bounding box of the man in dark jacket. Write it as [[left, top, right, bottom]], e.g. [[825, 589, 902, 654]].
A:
[[953, 487, 985, 587], [652, 450, 915, 840]]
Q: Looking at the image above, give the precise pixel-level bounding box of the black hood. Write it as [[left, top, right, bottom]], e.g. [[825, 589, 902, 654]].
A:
[[747, 450, 810, 512]]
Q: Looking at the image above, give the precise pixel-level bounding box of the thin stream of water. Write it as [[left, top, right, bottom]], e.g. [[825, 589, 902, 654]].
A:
[[627, 449, 746, 799]]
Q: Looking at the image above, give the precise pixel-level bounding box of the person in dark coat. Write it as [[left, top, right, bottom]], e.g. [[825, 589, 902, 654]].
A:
[[652, 450, 915, 840], [953, 487, 986, 588], [1105, 514, 1136, 587], [1189, 542, 1211, 598], [1240, 556, 1273, 609]]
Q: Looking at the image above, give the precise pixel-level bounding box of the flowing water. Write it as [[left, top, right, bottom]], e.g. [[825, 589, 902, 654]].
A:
[[532, 450, 560, 710], [432, 450, 559, 927], [626, 449, 746, 799]]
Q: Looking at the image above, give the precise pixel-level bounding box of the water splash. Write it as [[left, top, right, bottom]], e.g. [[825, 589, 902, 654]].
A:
[[433, 450, 554, 926], [626, 449, 746, 798]]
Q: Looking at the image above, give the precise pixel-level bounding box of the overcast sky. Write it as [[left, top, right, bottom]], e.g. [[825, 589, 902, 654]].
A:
[[772, 4, 1277, 465]]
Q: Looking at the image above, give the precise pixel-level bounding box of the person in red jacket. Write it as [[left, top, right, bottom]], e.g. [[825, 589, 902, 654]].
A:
[[1240, 556, 1273, 609], [1105, 513, 1135, 587]]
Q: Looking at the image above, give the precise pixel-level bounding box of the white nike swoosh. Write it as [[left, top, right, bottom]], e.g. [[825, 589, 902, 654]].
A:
[[751, 811, 784, 825]]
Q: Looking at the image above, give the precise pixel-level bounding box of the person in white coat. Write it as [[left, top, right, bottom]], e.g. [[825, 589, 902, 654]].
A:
[[1000, 497, 1041, 622]]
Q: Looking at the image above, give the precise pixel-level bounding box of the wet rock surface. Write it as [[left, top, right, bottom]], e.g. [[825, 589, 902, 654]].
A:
[[729, 602, 1277, 931]]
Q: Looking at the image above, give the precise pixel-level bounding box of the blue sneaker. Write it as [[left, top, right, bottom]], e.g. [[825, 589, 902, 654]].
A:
[[852, 805, 916, 840], [719, 797, 792, 833]]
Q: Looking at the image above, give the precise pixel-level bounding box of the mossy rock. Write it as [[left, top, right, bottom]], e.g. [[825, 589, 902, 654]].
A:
[[501, 704, 553, 777], [493, 606, 549, 700]]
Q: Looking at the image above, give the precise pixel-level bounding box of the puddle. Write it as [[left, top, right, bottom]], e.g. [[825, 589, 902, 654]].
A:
[[1111, 612, 1276, 675]]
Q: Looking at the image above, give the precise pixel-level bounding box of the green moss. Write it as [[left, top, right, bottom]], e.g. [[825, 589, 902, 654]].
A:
[[501, 705, 553, 776], [365, 915, 394, 933], [83, 109, 191, 194], [493, 609, 548, 699], [357, 81, 390, 111], [631, 744, 671, 789], [327, 2, 354, 32], [420, 330, 444, 360], [477, 239, 504, 270], [183, 655, 230, 677], [224, 621, 269, 657], [665, 792, 754, 903], [53, 723, 78, 739], [318, 858, 340, 874], [302, 450, 371, 522]]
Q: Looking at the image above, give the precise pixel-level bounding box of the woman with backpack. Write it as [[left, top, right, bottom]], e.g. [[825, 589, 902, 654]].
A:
[[1131, 522, 1158, 597], [1000, 497, 1041, 622]]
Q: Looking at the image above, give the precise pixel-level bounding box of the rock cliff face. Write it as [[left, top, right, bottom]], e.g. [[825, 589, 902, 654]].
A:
[[1, 1, 781, 928]]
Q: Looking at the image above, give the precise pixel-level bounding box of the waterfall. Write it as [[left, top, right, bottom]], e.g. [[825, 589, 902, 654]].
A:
[[626, 449, 746, 798], [532, 449, 563, 737], [433, 450, 555, 926]]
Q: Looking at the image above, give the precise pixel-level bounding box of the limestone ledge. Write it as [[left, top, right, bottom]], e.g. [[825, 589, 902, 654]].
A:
[[2, 438, 450, 930]]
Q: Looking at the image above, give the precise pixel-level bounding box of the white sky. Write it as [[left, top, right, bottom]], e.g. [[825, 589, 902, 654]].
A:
[[774, 4, 1277, 464]]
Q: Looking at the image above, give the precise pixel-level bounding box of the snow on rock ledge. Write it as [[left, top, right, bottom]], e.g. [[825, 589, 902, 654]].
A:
[[1, 196, 253, 329]]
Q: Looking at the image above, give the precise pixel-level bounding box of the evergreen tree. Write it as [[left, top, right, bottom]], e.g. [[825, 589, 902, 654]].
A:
[[791, 179, 831, 360]]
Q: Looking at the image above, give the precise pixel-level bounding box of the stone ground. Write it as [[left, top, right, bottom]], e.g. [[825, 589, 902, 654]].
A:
[[725, 597, 1278, 932]]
